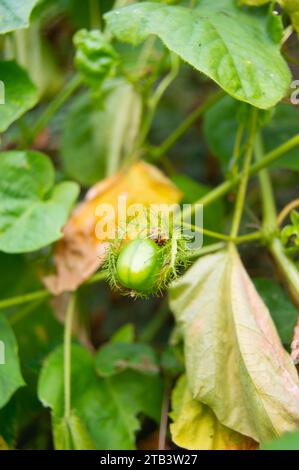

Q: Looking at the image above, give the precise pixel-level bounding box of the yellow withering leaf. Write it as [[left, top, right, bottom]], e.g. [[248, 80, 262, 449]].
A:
[[44, 161, 182, 294], [0, 436, 9, 450], [169, 245, 299, 443], [170, 375, 257, 450]]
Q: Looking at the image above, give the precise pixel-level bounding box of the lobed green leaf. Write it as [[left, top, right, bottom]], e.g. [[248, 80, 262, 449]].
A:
[[105, 0, 291, 109], [0, 151, 79, 253], [0, 314, 24, 409], [38, 344, 163, 450], [0, 61, 38, 132], [0, 0, 38, 34]]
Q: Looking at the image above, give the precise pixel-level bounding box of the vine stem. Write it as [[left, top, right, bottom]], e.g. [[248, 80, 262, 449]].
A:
[[186, 234, 261, 261], [230, 107, 258, 239], [228, 121, 245, 174], [270, 239, 299, 304], [0, 289, 50, 311], [2, 133, 299, 312], [187, 242, 225, 259], [255, 133, 299, 303], [181, 133, 299, 220], [149, 89, 224, 160], [158, 378, 171, 450], [254, 133, 277, 236], [182, 221, 231, 242], [0, 271, 106, 312], [181, 221, 261, 243], [64, 294, 76, 421], [0, 230, 263, 315]]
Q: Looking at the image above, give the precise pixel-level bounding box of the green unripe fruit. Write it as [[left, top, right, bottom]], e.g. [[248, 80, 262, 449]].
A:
[[116, 239, 162, 292]]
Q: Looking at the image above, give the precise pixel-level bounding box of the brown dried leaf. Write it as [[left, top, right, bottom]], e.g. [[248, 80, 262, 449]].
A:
[[43, 161, 182, 294]]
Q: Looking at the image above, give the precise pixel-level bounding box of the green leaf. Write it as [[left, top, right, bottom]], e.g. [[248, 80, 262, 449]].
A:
[[13, 302, 64, 377], [261, 429, 299, 450], [0, 252, 40, 299], [61, 80, 141, 186], [204, 96, 299, 172], [38, 344, 163, 450], [0, 61, 38, 132], [0, 0, 39, 34], [105, 0, 291, 109], [54, 414, 96, 450], [170, 375, 255, 450], [0, 254, 56, 445], [111, 323, 135, 344], [0, 151, 79, 253], [0, 301, 64, 447], [0, 396, 18, 447], [0, 314, 24, 409], [254, 278, 298, 346], [95, 342, 159, 377], [169, 245, 299, 443]]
